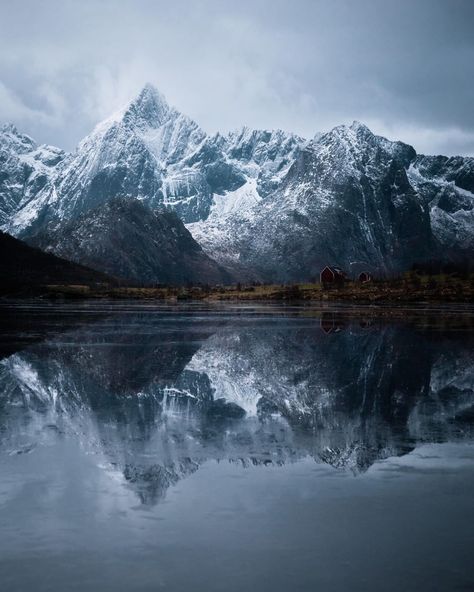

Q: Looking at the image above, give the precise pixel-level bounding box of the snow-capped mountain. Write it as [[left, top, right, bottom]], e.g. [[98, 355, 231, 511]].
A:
[[408, 155, 474, 258], [53, 84, 215, 223], [0, 123, 65, 228], [190, 122, 441, 279], [0, 84, 472, 282], [198, 124, 474, 279], [2, 85, 303, 246], [3, 85, 226, 235]]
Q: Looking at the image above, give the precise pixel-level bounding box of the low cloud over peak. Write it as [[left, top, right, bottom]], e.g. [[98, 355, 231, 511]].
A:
[[0, 0, 473, 156]]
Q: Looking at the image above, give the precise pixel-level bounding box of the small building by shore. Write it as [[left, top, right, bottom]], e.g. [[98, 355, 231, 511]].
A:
[[320, 266, 346, 285], [358, 271, 372, 283]]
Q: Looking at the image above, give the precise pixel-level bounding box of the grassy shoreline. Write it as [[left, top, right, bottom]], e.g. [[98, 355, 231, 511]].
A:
[[13, 273, 473, 303]]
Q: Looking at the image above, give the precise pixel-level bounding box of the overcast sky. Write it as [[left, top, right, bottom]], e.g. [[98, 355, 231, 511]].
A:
[[0, 0, 473, 155]]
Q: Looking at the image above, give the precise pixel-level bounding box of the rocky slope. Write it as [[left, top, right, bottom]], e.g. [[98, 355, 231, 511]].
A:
[[191, 122, 439, 279], [0, 84, 472, 281], [408, 155, 474, 259], [0, 123, 65, 228], [3, 85, 247, 236], [31, 197, 231, 285]]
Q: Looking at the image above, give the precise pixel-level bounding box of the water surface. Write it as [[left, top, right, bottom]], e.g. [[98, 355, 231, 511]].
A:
[[0, 302, 473, 591]]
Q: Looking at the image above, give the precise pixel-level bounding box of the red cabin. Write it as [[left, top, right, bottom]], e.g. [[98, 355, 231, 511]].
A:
[[358, 272, 372, 283], [320, 266, 346, 284]]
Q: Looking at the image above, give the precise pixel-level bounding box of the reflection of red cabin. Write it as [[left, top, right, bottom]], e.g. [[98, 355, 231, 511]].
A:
[[320, 266, 346, 284], [320, 314, 347, 334], [320, 317, 335, 334], [358, 272, 372, 283]]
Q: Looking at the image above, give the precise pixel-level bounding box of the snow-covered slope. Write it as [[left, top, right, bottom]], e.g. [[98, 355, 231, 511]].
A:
[[408, 155, 474, 257], [0, 124, 65, 228], [193, 123, 473, 278], [4, 85, 216, 234], [53, 84, 213, 221], [217, 127, 305, 195], [0, 84, 473, 281], [191, 122, 437, 279], [4, 85, 267, 236]]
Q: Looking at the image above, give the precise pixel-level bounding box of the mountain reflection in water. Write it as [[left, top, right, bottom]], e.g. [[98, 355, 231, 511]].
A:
[[1, 303, 472, 506]]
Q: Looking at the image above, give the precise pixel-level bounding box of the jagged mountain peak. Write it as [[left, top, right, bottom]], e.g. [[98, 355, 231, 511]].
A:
[[1, 122, 19, 134], [0, 123, 36, 153], [315, 120, 416, 171], [0, 124, 65, 166], [226, 125, 290, 141], [122, 83, 172, 130], [221, 126, 305, 170], [0, 123, 33, 138], [350, 120, 372, 134], [137, 82, 167, 104], [322, 120, 376, 145], [81, 84, 172, 141], [34, 82, 209, 228], [225, 125, 304, 145], [1, 89, 472, 281], [82, 83, 197, 148], [319, 121, 397, 150]]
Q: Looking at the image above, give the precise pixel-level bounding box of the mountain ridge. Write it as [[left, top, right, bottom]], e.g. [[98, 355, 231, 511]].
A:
[[0, 84, 472, 282]]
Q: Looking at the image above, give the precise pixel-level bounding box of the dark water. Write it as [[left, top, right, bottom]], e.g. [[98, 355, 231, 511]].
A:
[[0, 302, 473, 592]]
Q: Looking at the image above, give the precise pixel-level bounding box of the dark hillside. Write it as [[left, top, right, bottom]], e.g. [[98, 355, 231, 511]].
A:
[[0, 230, 115, 294]]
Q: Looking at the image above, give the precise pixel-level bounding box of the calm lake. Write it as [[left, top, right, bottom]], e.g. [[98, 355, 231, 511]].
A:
[[0, 302, 473, 592]]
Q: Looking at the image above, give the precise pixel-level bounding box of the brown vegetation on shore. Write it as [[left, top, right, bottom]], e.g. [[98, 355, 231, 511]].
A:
[[36, 271, 474, 303]]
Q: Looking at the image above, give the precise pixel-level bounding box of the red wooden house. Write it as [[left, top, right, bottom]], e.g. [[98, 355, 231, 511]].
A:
[[320, 266, 346, 284], [358, 271, 372, 283]]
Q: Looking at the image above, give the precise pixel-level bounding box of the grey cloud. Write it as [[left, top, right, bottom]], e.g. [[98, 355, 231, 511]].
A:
[[0, 0, 473, 155]]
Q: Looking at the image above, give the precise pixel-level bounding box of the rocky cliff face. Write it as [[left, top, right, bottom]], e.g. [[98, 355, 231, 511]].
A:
[[408, 154, 474, 259], [0, 123, 65, 228], [0, 84, 472, 282], [191, 122, 438, 279], [31, 197, 231, 285]]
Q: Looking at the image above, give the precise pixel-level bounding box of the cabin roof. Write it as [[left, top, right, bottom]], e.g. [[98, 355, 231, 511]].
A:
[[322, 265, 344, 275]]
